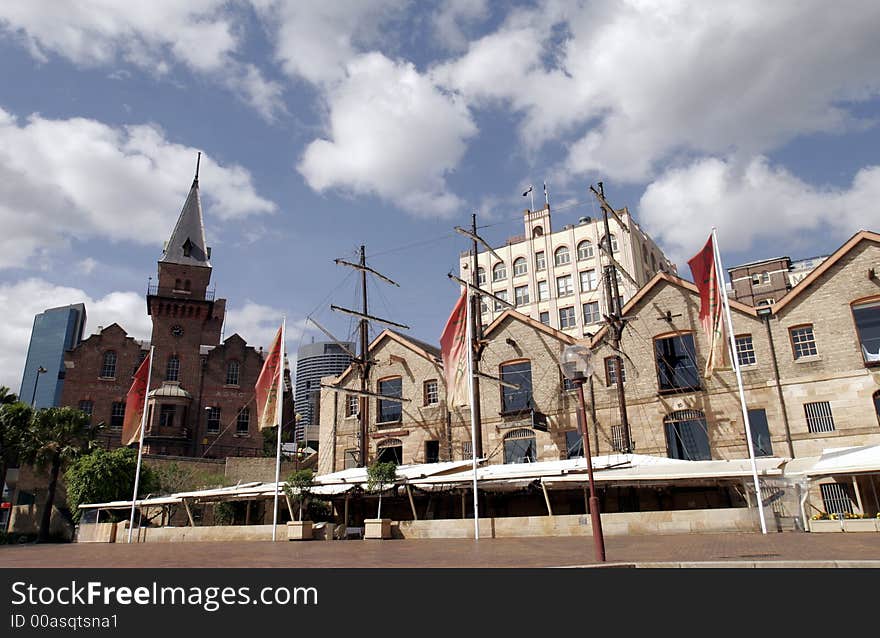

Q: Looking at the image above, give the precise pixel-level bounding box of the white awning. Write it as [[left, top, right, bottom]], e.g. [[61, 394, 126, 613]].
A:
[[782, 445, 880, 478]]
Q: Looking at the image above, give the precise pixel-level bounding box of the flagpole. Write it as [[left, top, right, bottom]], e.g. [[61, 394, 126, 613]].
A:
[[465, 283, 480, 540], [272, 316, 286, 542], [127, 346, 154, 544], [712, 228, 768, 535]]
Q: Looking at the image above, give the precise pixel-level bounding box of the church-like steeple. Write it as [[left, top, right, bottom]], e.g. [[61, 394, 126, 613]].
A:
[[161, 153, 211, 267]]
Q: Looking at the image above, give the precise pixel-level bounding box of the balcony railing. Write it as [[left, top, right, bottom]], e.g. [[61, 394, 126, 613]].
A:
[[147, 283, 215, 301]]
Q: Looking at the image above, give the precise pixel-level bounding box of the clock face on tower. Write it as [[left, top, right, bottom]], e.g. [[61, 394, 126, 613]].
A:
[[171, 324, 184, 338]]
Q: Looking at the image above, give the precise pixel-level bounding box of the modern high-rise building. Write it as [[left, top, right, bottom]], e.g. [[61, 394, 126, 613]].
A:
[[19, 303, 87, 408], [460, 203, 676, 338], [294, 341, 354, 447]]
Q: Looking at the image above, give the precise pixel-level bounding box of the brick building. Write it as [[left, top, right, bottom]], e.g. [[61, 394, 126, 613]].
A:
[[61, 168, 282, 458]]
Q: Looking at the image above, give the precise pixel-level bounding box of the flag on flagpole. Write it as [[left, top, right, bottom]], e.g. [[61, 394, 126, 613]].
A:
[[688, 234, 730, 377], [255, 326, 283, 429], [440, 291, 469, 409], [121, 352, 151, 446], [522, 185, 533, 197]]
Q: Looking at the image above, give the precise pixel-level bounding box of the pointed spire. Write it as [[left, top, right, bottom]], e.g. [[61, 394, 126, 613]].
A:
[[161, 153, 210, 267]]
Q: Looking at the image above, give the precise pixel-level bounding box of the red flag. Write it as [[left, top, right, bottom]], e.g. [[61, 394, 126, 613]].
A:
[[255, 326, 283, 429], [688, 235, 730, 377], [122, 352, 151, 446], [440, 291, 469, 409]]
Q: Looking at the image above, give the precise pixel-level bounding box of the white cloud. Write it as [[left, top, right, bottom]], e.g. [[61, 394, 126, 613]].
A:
[[0, 108, 276, 270], [298, 53, 477, 217], [224, 300, 311, 356], [0, 278, 150, 393], [637, 155, 880, 266], [76, 258, 98, 275], [431, 0, 489, 52]]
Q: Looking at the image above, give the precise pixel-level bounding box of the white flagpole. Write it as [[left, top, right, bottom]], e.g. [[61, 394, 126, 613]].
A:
[[465, 285, 480, 540], [272, 317, 286, 542], [128, 346, 154, 544], [712, 228, 768, 535]]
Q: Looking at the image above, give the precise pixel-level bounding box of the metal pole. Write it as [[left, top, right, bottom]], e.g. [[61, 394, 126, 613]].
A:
[[712, 228, 767, 535], [466, 283, 480, 540], [128, 346, 154, 543], [576, 379, 605, 561], [272, 317, 286, 542], [30, 366, 46, 408], [358, 245, 370, 467], [470, 214, 484, 459]]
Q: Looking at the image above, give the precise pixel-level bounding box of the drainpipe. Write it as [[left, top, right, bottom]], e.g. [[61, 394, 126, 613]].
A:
[[763, 313, 795, 457]]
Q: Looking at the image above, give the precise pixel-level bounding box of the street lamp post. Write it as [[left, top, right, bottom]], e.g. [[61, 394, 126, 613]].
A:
[[30, 366, 47, 408], [559, 345, 606, 562]]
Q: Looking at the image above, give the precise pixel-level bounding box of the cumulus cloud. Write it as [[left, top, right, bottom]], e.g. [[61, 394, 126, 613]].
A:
[[224, 301, 312, 357], [0, 278, 151, 392], [298, 53, 477, 217], [0, 108, 276, 270], [431, 0, 490, 52], [638, 155, 880, 265]]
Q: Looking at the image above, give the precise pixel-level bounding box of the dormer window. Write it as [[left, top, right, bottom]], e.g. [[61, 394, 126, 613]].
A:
[[182, 238, 194, 258]]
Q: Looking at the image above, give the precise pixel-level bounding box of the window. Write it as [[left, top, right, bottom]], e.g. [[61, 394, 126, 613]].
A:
[[160, 404, 177, 429], [462, 441, 473, 460], [514, 285, 530, 307], [377, 377, 403, 423], [78, 400, 93, 422], [423, 379, 439, 406], [565, 431, 583, 459], [789, 325, 817, 359], [751, 273, 761, 285], [537, 280, 549, 301], [535, 251, 546, 271], [559, 306, 576, 329], [233, 407, 248, 435], [344, 448, 359, 469], [761, 271, 770, 284], [820, 482, 854, 516], [643, 245, 649, 265], [577, 241, 594, 260], [500, 361, 532, 413], [804, 401, 835, 433], [655, 333, 700, 392], [225, 360, 240, 385], [532, 226, 543, 238], [582, 301, 600, 325], [493, 289, 508, 311], [425, 440, 440, 464], [604, 357, 626, 386], [539, 311, 550, 325], [346, 394, 359, 417], [611, 425, 625, 452], [556, 274, 573, 297], [747, 409, 773, 457], [852, 300, 880, 364], [477, 267, 486, 286], [503, 428, 537, 464], [100, 351, 117, 378], [874, 390, 880, 426], [492, 262, 507, 281], [376, 438, 402, 464], [513, 257, 527, 276], [554, 246, 570, 266], [110, 402, 125, 430], [664, 409, 711, 460], [651, 254, 657, 273], [600, 234, 618, 253], [735, 335, 756, 366], [480, 296, 489, 314], [166, 355, 180, 382], [205, 406, 219, 432], [579, 269, 597, 292]]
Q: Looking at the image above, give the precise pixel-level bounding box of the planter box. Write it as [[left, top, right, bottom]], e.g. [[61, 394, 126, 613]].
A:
[[287, 521, 313, 541], [364, 519, 392, 539], [810, 518, 880, 533]]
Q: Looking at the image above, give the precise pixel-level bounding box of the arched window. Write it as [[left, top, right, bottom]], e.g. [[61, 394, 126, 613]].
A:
[[503, 428, 537, 464], [101, 351, 117, 378], [554, 246, 570, 266], [664, 409, 711, 461], [477, 267, 486, 286], [577, 241, 594, 261], [492, 262, 507, 281], [166, 355, 180, 382], [600, 234, 618, 253], [377, 438, 403, 465], [761, 271, 770, 284], [532, 226, 543, 238], [513, 257, 527, 276], [226, 361, 240, 386], [236, 407, 250, 435]]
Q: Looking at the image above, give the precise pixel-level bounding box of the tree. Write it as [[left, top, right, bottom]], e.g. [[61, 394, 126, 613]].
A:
[[64, 448, 158, 522], [0, 386, 17, 406], [21, 407, 97, 541], [283, 469, 314, 521], [366, 461, 398, 519], [0, 401, 32, 509]]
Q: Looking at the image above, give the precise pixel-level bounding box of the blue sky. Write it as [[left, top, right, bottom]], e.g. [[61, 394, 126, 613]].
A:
[[2, 1, 880, 392]]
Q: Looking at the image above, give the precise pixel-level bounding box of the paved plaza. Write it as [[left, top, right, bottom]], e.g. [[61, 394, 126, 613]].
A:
[[1, 532, 878, 568]]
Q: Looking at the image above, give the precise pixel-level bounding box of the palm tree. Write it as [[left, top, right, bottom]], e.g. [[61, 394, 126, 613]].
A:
[[0, 401, 33, 506], [0, 386, 16, 406], [21, 407, 96, 542]]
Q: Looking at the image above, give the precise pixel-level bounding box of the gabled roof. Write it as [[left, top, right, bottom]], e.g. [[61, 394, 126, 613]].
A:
[[589, 272, 757, 347], [483, 308, 578, 345], [161, 175, 210, 267], [333, 329, 441, 385], [771, 230, 880, 312]]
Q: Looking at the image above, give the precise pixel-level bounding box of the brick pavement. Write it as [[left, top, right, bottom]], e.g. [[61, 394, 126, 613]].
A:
[[0, 532, 878, 568]]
